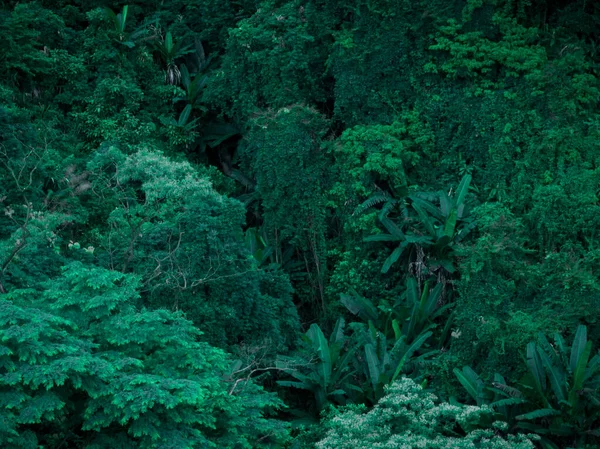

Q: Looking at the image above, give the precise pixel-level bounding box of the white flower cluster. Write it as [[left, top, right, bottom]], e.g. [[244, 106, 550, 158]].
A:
[[317, 377, 535, 449]]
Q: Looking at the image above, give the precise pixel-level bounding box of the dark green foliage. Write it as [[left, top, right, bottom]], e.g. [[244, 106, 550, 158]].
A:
[[454, 325, 600, 447], [361, 174, 474, 275], [241, 105, 331, 316], [83, 146, 299, 350], [3, 0, 600, 446], [276, 318, 359, 411]]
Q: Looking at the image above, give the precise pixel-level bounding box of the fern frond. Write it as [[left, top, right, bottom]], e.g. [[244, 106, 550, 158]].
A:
[[354, 194, 395, 216]]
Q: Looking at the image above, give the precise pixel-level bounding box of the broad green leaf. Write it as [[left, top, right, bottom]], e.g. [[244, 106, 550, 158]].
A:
[[411, 202, 436, 237], [381, 244, 406, 274], [454, 174, 472, 209], [537, 346, 566, 403], [178, 105, 192, 126], [526, 342, 548, 404], [306, 324, 331, 388], [454, 367, 481, 405], [121, 5, 128, 32], [570, 325, 588, 374], [584, 351, 600, 382], [363, 233, 401, 242], [409, 196, 444, 220], [489, 397, 527, 408], [340, 292, 378, 322], [569, 340, 592, 409], [391, 331, 432, 383], [420, 282, 442, 322], [364, 344, 381, 392], [392, 319, 402, 341], [330, 317, 346, 346], [379, 216, 404, 238], [165, 32, 174, 54], [516, 408, 560, 421], [444, 208, 458, 238]]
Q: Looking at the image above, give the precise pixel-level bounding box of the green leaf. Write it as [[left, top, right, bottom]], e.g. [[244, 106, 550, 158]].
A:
[[180, 64, 191, 89], [277, 380, 310, 390], [570, 325, 588, 374], [516, 408, 560, 421], [178, 105, 192, 127], [306, 324, 332, 389], [330, 317, 346, 346], [537, 346, 566, 403], [165, 32, 174, 54], [379, 215, 405, 238], [444, 209, 458, 238], [340, 292, 378, 322], [364, 344, 381, 392], [454, 174, 472, 209], [363, 233, 401, 242], [381, 244, 406, 274], [419, 282, 442, 322], [354, 194, 394, 216], [526, 342, 548, 404], [411, 201, 436, 237], [490, 381, 523, 398], [584, 351, 600, 382], [489, 397, 527, 408], [538, 439, 560, 449], [454, 219, 477, 243], [121, 5, 128, 31], [569, 340, 592, 409], [454, 366, 485, 405], [392, 319, 402, 341], [409, 196, 444, 221], [391, 331, 432, 383]]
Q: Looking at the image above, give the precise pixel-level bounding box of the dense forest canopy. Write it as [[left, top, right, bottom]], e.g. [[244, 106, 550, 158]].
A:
[[1, 0, 600, 447]]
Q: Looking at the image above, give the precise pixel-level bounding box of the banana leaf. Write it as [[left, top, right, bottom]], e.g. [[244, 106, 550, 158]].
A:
[[454, 366, 486, 406], [570, 324, 588, 373], [516, 408, 560, 421], [364, 343, 381, 392]]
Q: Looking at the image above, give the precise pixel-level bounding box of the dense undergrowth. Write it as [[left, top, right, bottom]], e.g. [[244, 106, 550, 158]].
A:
[[1, 0, 600, 447]]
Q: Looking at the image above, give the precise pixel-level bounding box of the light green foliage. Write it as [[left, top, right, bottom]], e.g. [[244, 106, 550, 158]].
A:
[[0, 263, 288, 448], [329, 115, 429, 217], [317, 377, 535, 449], [428, 14, 547, 85]]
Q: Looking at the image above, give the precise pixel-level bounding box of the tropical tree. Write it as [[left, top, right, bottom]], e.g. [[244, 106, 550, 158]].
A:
[[0, 263, 289, 449]]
